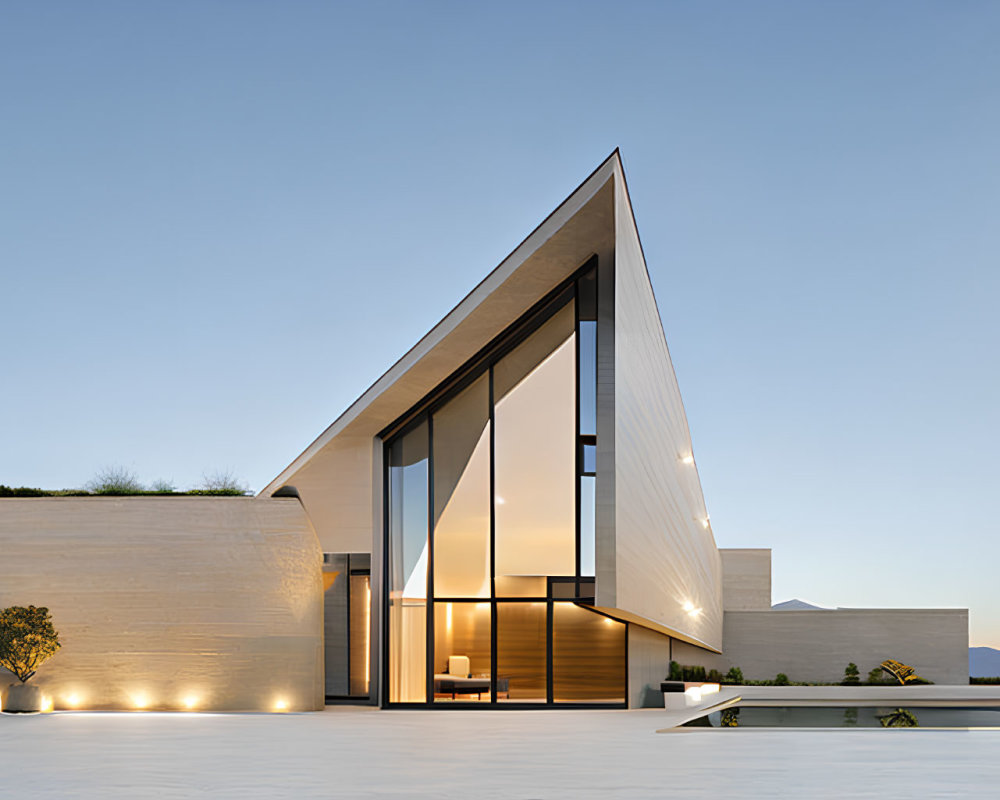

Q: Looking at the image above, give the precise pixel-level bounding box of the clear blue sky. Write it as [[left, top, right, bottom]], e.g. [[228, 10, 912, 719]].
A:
[[2, 2, 998, 646]]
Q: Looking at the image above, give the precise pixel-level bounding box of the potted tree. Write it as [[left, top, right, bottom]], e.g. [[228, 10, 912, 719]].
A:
[[0, 606, 61, 713]]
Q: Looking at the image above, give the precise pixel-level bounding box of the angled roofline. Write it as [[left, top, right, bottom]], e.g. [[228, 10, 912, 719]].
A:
[[260, 149, 623, 496]]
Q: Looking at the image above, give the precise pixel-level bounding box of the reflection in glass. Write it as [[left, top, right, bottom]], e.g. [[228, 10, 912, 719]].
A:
[[433, 602, 492, 702], [497, 603, 547, 702], [349, 573, 371, 697], [494, 301, 576, 578], [578, 267, 597, 437], [433, 374, 491, 598], [552, 604, 625, 703], [580, 476, 596, 577], [388, 422, 428, 702]]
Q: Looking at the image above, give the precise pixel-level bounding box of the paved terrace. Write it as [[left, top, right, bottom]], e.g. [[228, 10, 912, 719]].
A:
[[4, 706, 1000, 798]]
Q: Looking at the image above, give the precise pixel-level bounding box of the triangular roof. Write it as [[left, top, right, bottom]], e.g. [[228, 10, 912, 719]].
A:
[[262, 150, 621, 495]]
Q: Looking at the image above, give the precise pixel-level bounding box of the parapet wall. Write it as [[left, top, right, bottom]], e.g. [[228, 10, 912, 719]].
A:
[[0, 497, 324, 711], [673, 607, 969, 685]]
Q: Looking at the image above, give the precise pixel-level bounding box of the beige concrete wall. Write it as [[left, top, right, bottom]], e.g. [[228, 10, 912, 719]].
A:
[[672, 608, 969, 685], [720, 549, 771, 611], [0, 497, 324, 711], [627, 625, 672, 708], [601, 170, 723, 651]]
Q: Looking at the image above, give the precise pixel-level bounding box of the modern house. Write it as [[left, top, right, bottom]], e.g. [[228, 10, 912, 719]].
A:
[[0, 151, 968, 712]]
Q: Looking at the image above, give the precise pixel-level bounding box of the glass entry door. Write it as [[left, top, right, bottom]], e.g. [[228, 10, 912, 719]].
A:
[[323, 553, 371, 702]]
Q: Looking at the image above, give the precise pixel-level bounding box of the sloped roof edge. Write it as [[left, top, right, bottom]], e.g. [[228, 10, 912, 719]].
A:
[[261, 150, 625, 496]]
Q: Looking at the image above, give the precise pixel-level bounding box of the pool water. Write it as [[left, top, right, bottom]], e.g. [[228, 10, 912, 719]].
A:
[[685, 706, 1000, 729]]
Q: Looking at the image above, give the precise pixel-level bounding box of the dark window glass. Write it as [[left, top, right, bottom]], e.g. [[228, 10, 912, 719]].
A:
[[578, 321, 597, 437]]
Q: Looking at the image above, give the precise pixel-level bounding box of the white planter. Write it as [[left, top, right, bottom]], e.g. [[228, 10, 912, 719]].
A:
[[4, 682, 42, 713]]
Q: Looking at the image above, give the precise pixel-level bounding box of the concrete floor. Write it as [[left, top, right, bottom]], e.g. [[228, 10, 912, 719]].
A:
[[3, 707, 999, 798]]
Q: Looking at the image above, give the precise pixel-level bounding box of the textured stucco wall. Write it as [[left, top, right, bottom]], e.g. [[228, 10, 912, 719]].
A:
[[672, 608, 969, 684], [720, 549, 771, 611], [0, 497, 324, 711], [602, 170, 723, 651]]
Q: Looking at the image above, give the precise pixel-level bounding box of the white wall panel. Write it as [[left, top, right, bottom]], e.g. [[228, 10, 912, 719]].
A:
[[605, 171, 723, 650]]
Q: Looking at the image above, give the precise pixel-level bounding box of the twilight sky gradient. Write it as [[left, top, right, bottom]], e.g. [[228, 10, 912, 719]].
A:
[[2, 2, 998, 645]]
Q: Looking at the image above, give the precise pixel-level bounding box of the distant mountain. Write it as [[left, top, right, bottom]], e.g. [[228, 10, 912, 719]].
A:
[[772, 598, 828, 610], [970, 647, 1000, 678]]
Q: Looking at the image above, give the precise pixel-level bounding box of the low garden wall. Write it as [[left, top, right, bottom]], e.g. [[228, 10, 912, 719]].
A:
[[673, 608, 969, 685], [0, 497, 324, 711]]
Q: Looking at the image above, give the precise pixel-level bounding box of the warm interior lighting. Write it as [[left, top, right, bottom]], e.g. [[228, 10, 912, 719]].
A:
[[40, 696, 54, 713], [182, 695, 198, 710], [494, 496, 505, 505], [274, 698, 288, 712], [680, 454, 694, 465], [132, 694, 149, 710], [364, 581, 371, 688], [603, 617, 615, 626], [446, 602, 453, 632]]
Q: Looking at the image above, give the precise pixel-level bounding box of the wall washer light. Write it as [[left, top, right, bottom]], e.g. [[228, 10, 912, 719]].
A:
[[274, 699, 289, 712], [681, 455, 695, 465]]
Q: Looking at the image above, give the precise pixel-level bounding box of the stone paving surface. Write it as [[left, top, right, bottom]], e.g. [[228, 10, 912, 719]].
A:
[[3, 707, 999, 798]]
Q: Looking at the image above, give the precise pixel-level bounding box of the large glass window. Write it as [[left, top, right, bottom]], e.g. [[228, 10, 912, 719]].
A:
[[432, 374, 491, 598], [497, 602, 547, 702], [388, 422, 428, 703], [552, 604, 626, 703], [384, 259, 621, 707], [494, 302, 576, 579], [433, 602, 491, 702]]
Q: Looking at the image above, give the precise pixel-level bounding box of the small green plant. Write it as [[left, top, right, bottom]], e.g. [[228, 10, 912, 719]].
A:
[[149, 479, 176, 493], [723, 665, 744, 685], [843, 662, 860, 685], [868, 667, 888, 685], [0, 605, 61, 682], [197, 469, 249, 495], [707, 669, 722, 683], [668, 660, 683, 681], [774, 672, 789, 685], [680, 665, 707, 682], [86, 465, 144, 495]]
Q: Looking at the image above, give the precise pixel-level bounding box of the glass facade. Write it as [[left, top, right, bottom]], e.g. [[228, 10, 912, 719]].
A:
[[384, 260, 622, 707]]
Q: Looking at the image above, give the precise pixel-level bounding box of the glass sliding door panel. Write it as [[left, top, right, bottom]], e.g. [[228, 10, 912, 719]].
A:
[[432, 374, 491, 598], [497, 602, 547, 702], [388, 422, 428, 702], [349, 573, 371, 697], [552, 603, 625, 703], [433, 602, 492, 702], [494, 301, 576, 579]]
